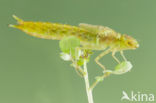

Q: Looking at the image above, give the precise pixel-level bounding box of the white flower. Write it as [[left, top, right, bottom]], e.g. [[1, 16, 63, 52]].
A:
[[60, 53, 72, 61]]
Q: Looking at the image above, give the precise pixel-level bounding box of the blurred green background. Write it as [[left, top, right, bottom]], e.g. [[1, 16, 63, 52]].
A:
[[0, 0, 156, 103]]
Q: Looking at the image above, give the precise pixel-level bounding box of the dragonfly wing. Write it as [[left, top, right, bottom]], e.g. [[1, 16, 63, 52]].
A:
[[79, 23, 101, 34], [97, 26, 117, 37], [79, 23, 117, 37]]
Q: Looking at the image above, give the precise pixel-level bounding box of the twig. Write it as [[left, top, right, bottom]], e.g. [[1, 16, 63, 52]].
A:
[[83, 59, 94, 103]]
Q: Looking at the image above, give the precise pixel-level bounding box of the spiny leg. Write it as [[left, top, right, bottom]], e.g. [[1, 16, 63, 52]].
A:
[[72, 47, 88, 77], [75, 65, 85, 77], [71, 58, 86, 77], [112, 51, 120, 64], [120, 51, 127, 61], [95, 48, 112, 71]]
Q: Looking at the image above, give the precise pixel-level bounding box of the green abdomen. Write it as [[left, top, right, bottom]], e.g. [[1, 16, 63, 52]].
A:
[[15, 21, 97, 43]]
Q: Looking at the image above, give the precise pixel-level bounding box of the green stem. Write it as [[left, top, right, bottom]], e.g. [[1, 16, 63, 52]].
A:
[[90, 72, 111, 90], [83, 59, 94, 103]]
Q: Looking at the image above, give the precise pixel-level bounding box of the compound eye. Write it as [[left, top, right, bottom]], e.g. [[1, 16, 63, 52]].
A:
[[127, 41, 133, 46]]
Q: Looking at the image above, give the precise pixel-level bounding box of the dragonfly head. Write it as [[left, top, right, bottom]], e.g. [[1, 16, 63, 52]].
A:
[[120, 34, 139, 50]]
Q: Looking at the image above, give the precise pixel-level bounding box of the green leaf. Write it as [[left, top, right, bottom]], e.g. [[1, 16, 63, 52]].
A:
[[59, 36, 80, 57], [77, 58, 84, 66], [95, 76, 104, 82], [114, 61, 133, 75]]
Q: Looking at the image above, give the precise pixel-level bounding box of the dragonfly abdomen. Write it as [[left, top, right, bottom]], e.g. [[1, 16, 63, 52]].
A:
[[10, 17, 97, 43]]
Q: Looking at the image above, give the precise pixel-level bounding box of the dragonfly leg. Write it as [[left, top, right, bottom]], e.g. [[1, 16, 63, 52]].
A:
[[75, 64, 86, 77], [112, 51, 120, 64], [71, 59, 86, 77], [72, 47, 88, 77], [120, 51, 127, 61], [95, 48, 112, 71]]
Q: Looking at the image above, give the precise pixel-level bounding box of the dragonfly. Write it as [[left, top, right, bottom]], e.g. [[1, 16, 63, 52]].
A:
[[9, 15, 139, 71]]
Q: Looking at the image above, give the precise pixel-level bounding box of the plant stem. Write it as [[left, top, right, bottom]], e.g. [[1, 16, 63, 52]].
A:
[[83, 60, 94, 103]]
